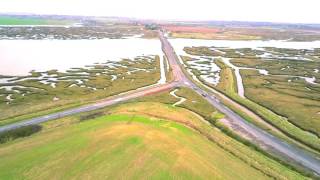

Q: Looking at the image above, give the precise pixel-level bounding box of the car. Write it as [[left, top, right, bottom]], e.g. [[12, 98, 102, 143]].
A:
[[201, 93, 207, 97]]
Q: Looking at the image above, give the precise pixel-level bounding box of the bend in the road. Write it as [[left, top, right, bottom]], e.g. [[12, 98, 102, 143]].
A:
[[0, 30, 319, 176], [159, 30, 320, 176]]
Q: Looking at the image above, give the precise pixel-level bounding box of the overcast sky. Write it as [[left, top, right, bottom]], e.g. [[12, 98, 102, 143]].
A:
[[1, 0, 319, 23]]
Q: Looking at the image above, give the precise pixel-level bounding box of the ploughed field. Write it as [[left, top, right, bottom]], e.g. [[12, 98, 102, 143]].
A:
[[165, 25, 320, 41], [169, 38, 320, 151]]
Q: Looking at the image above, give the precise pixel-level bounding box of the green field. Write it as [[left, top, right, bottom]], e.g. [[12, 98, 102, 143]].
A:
[[0, 100, 306, 179], [0, 114, 266, 179], [0, 16, 72, 25]]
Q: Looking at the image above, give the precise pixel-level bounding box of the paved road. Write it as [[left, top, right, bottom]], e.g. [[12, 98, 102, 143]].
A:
[[1, 30, 320, 175], [159, 31, 320, 175], [0, 83, 177, 133]]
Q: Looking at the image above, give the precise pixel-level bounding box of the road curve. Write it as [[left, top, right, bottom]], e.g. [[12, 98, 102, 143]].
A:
[[0, 30, 319, 176], [159, 31, 320, 175]]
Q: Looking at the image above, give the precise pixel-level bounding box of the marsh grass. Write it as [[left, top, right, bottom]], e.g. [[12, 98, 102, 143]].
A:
[[0, 56, 161, 125]]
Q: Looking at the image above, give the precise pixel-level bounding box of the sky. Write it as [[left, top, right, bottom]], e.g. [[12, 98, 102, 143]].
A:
[[0, 0, 319, 24]]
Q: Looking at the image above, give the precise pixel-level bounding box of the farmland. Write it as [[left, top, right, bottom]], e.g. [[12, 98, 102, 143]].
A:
[[1, 16, 320, 178], [0, 16, 73, 25], [164, 24, 320, 41], [0, 93, 306, 179]]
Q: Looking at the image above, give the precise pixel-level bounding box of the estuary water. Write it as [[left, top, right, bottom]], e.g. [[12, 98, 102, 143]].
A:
[[0, 38, 162, 76]]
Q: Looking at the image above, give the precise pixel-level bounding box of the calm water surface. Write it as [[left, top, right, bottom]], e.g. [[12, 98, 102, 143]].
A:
[[0, 38, 162, 76]]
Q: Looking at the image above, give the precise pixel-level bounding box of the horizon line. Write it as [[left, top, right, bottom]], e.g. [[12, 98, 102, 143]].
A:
[[1, 12, 320, 26]]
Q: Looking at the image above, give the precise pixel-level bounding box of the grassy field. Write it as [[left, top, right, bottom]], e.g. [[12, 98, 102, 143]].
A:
[[0, 16, 72, 25], [134, 89, 315, 176], [215, 59, 238, 94], [137, 87, 223, 121], [0, 56, 161, 126], [0, 100, 306, 179], [0, 114, 267, 179]]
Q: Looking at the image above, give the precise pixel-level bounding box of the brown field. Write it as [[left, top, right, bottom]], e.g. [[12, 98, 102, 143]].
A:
[[163, 24, 320, 41], [163, 25, 221, 33]]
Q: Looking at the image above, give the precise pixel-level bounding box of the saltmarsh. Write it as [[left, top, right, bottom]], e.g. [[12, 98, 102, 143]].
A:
[[0, 55, 161, 126], [170, 42, 320, 152]]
